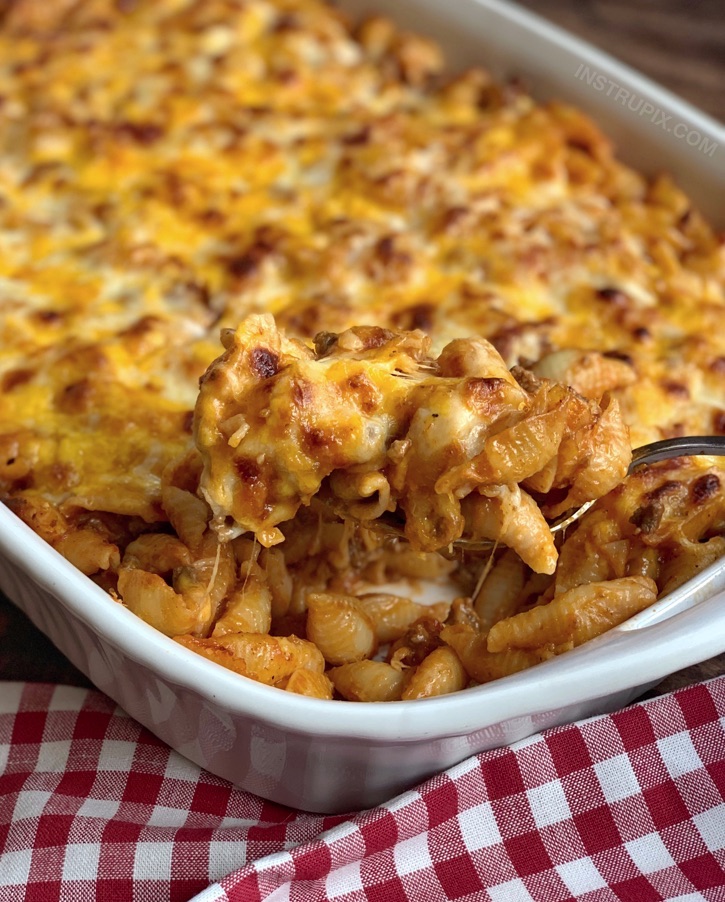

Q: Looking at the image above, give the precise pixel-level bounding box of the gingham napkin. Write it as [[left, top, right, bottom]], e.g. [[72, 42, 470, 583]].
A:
[[1, 680, 724, 902]]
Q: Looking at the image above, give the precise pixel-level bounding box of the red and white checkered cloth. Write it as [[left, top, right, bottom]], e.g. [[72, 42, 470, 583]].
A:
[[1, 679, 724, 902]]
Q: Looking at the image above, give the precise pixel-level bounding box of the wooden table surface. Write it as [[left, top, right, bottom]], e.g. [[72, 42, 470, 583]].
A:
[[0, 0, 723, 694], [519, 0, 724, 122]]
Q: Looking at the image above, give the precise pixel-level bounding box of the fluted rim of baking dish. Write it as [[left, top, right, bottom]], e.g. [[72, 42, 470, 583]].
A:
[[2, 500, 725, 742]]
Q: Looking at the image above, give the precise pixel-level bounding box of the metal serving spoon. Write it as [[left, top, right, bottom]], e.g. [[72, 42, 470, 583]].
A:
[[539, 433, 725, 535], [360, 435, 725, 551]]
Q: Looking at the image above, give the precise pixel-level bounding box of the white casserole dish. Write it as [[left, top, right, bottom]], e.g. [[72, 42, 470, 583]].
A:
[[1, 0, 724, 814]]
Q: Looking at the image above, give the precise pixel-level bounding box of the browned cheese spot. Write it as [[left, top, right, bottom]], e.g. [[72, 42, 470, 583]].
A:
[[234, 457, 262, 485], [691, 473, 721, 505], [346, 372, 379, 415], [56, 379, 96, 414], [250, 347, 279, 379], [2, 368, 35, 392], [391, 302, 435, 332]]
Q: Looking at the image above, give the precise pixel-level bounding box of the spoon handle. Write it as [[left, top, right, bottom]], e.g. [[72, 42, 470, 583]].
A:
[[629, 435, 725, 472]]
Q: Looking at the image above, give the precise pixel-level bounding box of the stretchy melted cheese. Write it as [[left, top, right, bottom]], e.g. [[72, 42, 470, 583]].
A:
[[195, 314, 630, 572]]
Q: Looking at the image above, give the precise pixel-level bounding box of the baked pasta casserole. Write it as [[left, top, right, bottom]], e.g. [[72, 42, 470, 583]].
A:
[[1, 0, 724, 701]]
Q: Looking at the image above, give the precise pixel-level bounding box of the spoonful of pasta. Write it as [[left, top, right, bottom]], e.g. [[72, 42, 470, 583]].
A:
[[193, 314, 725, 576]]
